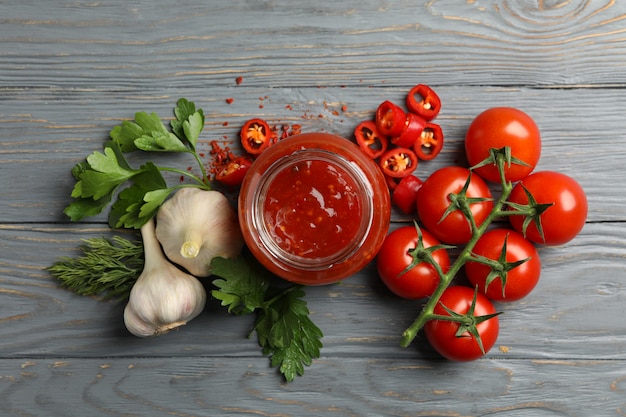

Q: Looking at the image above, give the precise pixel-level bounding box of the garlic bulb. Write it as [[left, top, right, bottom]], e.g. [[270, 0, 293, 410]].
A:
[[124, 217, 206, 337], [155, 188, 244, 277]]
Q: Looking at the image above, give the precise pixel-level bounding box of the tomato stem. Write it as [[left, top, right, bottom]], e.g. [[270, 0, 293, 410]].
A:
[[400, 156, 514, 348]]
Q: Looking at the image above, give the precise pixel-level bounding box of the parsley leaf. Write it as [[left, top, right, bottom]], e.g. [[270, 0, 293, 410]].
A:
[[210, 256, 269, 315], [108, 162, 170, 229], [71, 146, 137, 200], [210, 256, 324, 382], [171, 97, 204, 149], [255, 286, 323, 382]]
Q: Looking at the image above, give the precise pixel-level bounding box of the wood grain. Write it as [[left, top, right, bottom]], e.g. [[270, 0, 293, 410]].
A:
[[1, 0, 626, 416]]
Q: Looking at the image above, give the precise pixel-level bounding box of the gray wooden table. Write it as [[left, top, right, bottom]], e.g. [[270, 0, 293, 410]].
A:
[[2, 1, 625, 416]]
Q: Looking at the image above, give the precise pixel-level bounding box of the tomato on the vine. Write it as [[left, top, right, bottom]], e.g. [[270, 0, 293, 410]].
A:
[[465, 228, 541, 302], [377, 225, 450, 300], [416, 166, 493, 244], [508, 171, 587, 245], [465, 107, 541, 183], [424, 286, 499, 361]]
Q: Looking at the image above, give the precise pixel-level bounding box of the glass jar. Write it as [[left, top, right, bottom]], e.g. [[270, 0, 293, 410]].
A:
[[239, 132, 391, 285]]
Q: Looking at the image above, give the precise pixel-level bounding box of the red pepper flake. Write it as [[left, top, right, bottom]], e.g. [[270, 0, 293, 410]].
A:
[[222, 121, 229, 126], [225, 98, 234, 104], [341, 105, 348, 112], [285, 104, 293, 110], [332, 110, 339, 116], [235, 76, 243, 85], [208, 140, 239, 180]]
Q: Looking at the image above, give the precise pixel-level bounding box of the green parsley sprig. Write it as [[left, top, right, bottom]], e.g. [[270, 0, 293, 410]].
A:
[[211, 256, 324, 382], [64, 98, 209, 229]]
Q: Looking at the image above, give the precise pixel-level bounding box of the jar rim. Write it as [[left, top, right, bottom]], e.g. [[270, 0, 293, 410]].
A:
[[250, 148, 375, 271]]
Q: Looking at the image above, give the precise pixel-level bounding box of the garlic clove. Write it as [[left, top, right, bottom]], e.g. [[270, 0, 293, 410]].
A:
[[124, 217, 207, 337], [155, 188, 244, 277]]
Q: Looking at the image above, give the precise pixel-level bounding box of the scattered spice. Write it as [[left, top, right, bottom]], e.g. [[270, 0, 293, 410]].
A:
[[235, 76, 243, 85], [225, 98, 234, 104]]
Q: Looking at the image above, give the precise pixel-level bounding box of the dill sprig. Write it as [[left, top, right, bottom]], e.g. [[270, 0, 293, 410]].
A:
[[48, 235, 144, 301]]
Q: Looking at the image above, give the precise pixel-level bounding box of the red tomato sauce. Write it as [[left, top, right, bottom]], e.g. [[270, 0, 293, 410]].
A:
[[263, 159, 362, 259]]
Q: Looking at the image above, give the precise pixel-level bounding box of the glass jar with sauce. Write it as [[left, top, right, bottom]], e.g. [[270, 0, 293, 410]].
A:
[[239, 132, 391, 285]]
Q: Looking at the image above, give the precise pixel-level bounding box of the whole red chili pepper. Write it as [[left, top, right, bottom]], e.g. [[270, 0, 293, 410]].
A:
[[379, 147, 418, 178], [406, 84, 441, 121], [354, 120, 389, 159], [375, 101, 407, 137], [413, 122, 444, 161]]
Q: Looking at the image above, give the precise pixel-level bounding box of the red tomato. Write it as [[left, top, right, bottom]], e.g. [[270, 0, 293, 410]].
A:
[[465, 229, 541, 302], [377, 225, 450, 300], [508, 171, 587, 245], [465, 107, 541, 183], [416, 166, 493, 244], [424, 286, 499, 361]]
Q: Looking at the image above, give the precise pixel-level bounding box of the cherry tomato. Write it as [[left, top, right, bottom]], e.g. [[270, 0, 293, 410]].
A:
[[354, 120, 389, 159], [416, 166, 493, 244], [391, 175, 423, 214], [406, 84, 441, 121], [465, 229, 541, 302], [424, 286, 499, 361], [215, 156, 252, 187], [508, 171, 587, 245], [375, 101, 407, 138], [377, 225, 450, 300], [465, 107, 541, 183], [240, 118, 273, 155], [413, 122, 443, 161], [379, 147, 418, 178]]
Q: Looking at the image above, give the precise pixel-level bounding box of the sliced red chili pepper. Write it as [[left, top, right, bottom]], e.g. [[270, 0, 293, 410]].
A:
[[240, 118, 273, 155], [391, 112, 426, 148], [375, 101, 407, 137], [392, 175, 423, 214], [406, 84, 441, 121], [379, 147, 418, 178], [215, 156, 253, 187], [354, 120, 389, 159], [385, 175, 400, 191], [413, 122, 444, 161]]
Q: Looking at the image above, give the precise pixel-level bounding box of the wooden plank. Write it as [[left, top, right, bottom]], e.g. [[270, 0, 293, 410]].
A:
[[1, 357, 625, 416], [0, 86, 623, 223], [2, 1, 626, 88], [0, 222, 623, 360]]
